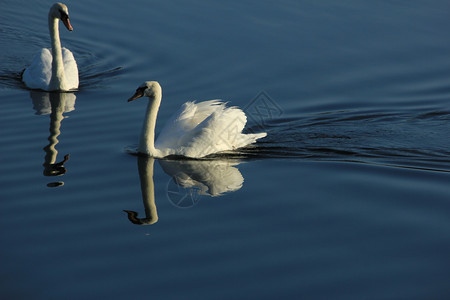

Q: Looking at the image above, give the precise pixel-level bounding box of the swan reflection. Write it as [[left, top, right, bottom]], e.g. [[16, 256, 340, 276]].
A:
[[160, 159, 243, 198], [124, 157, 244, 225], [31, 90, 76, 115], [124, 157, 159, 225], [30, 91, 76, 187]]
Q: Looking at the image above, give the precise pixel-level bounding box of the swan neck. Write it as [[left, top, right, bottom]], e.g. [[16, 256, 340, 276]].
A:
[[48, 15, 67, 90], [139, 96, 162, 156]]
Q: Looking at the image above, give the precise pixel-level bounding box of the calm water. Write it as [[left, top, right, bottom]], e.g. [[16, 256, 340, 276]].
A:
[[1, 0, 450, 299]]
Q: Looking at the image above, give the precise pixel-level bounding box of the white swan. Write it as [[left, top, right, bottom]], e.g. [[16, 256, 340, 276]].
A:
[[22, 3, 78, 91], [128, 81, 267, 158]]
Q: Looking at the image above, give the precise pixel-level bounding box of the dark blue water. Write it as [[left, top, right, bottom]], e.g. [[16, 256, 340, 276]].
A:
[[1, 0, 450, 299]]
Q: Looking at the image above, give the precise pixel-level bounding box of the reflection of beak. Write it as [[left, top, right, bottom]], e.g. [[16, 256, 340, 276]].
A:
[[123, 210, 158, 225], [61, 16, 73, 31], [128, 90, 144, 102]]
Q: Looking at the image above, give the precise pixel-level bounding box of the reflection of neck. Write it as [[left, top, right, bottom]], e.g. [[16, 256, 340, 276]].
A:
[[48, 15, 67, 91], [136, 156, 158, 225], [44, 93, 65, 166]]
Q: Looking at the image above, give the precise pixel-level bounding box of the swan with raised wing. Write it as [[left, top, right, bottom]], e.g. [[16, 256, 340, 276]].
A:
[[128, 81, 267, 158], [22, 3, 78, 91]]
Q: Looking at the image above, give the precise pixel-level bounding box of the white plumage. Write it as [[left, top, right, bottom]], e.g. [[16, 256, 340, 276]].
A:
[[22, 3, 78, 91], [23, 47, 78, 91], [128, 81, 267, 158]]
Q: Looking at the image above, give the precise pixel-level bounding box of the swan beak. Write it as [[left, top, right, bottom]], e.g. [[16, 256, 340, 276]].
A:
[[62, 16, 73, 31], [128, 91, 144, 102]]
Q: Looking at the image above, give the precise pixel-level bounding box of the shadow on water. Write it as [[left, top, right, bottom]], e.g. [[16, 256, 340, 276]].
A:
[[124, 156, 244, 225]]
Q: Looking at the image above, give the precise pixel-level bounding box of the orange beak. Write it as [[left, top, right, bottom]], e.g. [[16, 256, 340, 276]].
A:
[[61, 15, 73, 31], [128, 90, 145, 102]]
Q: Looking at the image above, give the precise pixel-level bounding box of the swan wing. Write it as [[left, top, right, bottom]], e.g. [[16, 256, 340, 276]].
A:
[[186, 105, 267, 157], [22, 48, 52, 90], [22, 48, 78, 90], [185, 105, 248, 156], [168, 100, 224, 131], [155, 100, 225, 151], [62, 47, 79, 90], [156, 100, 266, 158]]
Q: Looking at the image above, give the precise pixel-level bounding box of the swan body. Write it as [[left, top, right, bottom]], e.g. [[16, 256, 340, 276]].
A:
[[128, 81, 267, 158], [22, 3, 78, 91]]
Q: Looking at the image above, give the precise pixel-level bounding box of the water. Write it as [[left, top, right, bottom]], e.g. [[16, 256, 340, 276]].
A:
[[1, 0, 450, 299]]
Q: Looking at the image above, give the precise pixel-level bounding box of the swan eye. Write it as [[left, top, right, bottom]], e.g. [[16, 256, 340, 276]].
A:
[[136, 87, 147, 93], [59, 9, 69, 20]]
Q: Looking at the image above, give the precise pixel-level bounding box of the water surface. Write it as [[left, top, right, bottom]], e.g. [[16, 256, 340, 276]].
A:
[[1, 0, 450, 299]]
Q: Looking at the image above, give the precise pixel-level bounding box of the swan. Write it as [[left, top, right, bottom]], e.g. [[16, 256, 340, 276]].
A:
[[22, 3, 78, 91], [128, 81, 267, 158]]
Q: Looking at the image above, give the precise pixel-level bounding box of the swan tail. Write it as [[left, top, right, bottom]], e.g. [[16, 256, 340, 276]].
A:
[[246, 132, 267, 142], [232, 132, 267, 150]]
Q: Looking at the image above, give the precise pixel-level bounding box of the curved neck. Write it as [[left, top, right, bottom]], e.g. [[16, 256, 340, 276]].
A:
[[138, 96, 162, 156], [48, 15, 67, 91]]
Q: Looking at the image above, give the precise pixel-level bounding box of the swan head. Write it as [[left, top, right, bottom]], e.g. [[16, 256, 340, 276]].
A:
[[128, 81, 162, 102], [50, 3, 73, 31]]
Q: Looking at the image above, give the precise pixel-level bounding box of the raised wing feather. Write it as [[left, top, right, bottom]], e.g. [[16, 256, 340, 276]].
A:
[[155, 100, 225, 151], [155, 99, 266, 157]]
